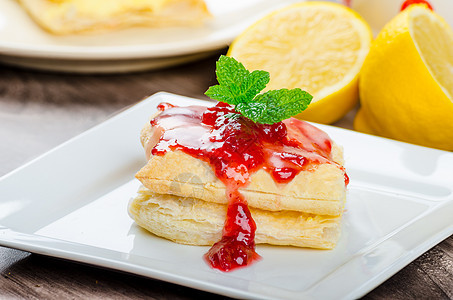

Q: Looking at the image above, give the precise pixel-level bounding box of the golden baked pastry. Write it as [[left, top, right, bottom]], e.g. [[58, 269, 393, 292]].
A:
[[129, 56, 349, 271], [17, 0, 211, 34], [130, 101, 348, 249], [129, 188, 342, 249], [136, 143, 346, 216], [136, 112, 347, 216]]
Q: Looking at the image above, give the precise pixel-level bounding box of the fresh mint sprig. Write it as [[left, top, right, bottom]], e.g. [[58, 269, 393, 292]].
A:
[[205, 55, 312, 124]]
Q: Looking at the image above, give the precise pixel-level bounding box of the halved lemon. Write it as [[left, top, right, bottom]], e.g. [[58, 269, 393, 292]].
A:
[[355, 4, 453, 150], [227, 1, 372, 124]]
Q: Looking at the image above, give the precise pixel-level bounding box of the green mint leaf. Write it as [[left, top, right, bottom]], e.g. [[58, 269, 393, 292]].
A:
[[205, 85, 234, 104], [237, 88, 313, 124], [215, 55, 248, 87], [235, 102, 267, 122], [205, 55, 269, 105], [205, 55, 313, 124]]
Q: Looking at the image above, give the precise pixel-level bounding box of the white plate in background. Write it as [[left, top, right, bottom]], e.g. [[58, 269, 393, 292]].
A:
[[0, 92, 452, 299], [0, 0, 301, 72]]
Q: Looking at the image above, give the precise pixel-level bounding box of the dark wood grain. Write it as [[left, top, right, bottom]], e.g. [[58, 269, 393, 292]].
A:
[[0, 55, 452, 300]]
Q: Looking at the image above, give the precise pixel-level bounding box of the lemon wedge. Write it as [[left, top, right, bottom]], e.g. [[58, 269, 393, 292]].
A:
[[227, 1, 372, 124], [355, 4, 453, 150]]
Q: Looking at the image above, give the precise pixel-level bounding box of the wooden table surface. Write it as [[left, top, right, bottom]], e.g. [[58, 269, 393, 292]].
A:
[[0, 54, 452, 299]]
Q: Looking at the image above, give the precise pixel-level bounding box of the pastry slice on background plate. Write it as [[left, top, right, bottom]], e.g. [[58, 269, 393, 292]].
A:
[[17, 0, 211, 34]]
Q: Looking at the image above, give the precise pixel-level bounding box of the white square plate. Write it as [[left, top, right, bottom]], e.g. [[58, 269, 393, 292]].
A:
[[1, 92, 452, 299]]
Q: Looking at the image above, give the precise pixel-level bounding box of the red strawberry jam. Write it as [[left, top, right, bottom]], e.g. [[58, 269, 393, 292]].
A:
[[401, 0, 433, 11], [149, 102, 347, 272]]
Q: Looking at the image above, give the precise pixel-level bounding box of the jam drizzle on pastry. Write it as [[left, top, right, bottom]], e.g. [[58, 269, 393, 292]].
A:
[[149, 102, 347, 271]]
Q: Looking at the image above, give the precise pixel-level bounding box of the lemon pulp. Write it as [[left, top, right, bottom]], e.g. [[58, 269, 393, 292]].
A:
[[228, 2, 372, 124]]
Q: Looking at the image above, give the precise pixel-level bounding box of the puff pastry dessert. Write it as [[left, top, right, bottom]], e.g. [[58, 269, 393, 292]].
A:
[[130, 188, 342, 249], [129, 101, 349, 271], [17, 0, 211, 34]]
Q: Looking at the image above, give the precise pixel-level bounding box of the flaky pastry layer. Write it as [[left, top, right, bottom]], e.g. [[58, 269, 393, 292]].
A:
[[136, 112, 347, 216], [129, 187, 342, 249], [17, 0, 211, 34], [136, 150, 346, 216]]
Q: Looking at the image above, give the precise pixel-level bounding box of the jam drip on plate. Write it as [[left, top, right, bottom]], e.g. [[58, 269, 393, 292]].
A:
[[205, 189, 260, 271], [149, 102, 346, 272]]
